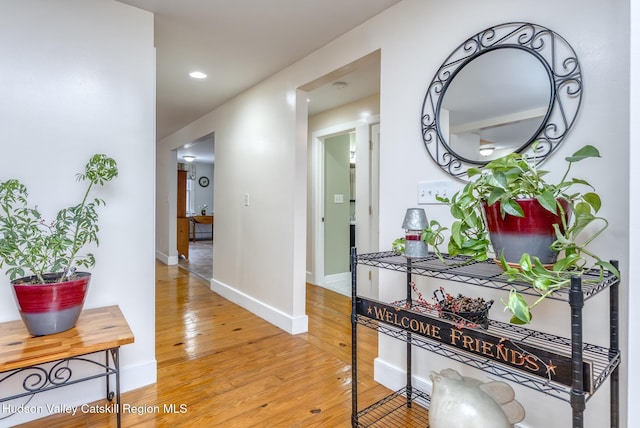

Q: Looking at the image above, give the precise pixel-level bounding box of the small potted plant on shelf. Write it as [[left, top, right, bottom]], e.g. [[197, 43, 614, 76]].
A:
[[405, 282, 493, 329], [431, 143, 619, 324], [0, 154, 118, 336], [433, 288, 493, 330]]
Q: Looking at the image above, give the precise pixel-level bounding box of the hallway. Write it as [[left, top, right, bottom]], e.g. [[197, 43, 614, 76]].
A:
[[178, 239, 213, 280], [17, 262, 391, 427]]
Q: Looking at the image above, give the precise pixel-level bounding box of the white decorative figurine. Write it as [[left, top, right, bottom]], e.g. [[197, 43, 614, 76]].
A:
[[429, 368, 525, 428]]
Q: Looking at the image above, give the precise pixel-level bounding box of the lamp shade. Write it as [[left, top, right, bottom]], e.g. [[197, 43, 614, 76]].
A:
[[402, 208, 428, 230]]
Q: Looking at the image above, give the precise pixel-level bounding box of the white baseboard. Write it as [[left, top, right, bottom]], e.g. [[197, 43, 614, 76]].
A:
[[120, 359, 157, 391], [210, 278, 308, 334], [323, 272, 350, 297], [155, 250, 178, 265], [373, 357, 432, 394]]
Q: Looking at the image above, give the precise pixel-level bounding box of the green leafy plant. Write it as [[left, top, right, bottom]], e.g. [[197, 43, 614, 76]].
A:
[[435, 144, 618, 324], [391, 237, 406, 254], [390, 144, 619, 324], [0, 154, 118, 284], [392, 220, 447, 256]]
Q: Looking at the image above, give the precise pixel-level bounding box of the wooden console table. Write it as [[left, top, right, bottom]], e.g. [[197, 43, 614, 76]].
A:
[[190, 215, 214, 241], [0, 305, 134, 427]]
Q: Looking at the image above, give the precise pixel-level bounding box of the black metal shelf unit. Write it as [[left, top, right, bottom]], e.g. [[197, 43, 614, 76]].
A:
[[350, 249, 620, 428]]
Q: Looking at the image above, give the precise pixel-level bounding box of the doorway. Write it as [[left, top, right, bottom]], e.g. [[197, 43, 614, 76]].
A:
[[323, 131, 353, 293], [176, 133, 215, 281], [310, 119, 379, 297], [304, 51, 381, 299]]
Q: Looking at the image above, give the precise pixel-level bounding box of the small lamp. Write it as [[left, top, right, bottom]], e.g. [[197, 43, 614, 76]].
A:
[[402, 208, 429, 258]]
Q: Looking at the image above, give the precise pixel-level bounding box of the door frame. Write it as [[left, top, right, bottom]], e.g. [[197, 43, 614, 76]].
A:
[[309, 115, 380, 295]]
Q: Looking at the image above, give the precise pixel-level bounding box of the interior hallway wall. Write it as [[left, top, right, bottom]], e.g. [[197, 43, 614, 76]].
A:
[[0, 1, 156, 426], [627, 0, 639, 426]]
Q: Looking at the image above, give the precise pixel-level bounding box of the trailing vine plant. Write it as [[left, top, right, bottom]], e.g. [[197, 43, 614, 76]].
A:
[[394, 144, 619, 324]]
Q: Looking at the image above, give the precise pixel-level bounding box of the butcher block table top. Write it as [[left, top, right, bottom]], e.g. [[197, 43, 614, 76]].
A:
[[0, 305, 134, 372]]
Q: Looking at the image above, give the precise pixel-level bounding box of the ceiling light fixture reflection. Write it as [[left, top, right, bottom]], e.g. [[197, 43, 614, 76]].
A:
[[189, 71, 207, 79], [183, 155, 196, 162], [479, 146, 495, 156]]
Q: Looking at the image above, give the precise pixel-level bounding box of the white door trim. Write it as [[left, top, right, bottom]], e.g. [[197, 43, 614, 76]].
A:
[[309, 116, 380, 290]]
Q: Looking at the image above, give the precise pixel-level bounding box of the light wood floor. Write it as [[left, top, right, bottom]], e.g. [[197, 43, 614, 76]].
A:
[[16, 261, 395, 427]]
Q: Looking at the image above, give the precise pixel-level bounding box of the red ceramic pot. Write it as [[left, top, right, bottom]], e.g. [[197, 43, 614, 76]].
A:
[[11, 272, 91, 336], [482, 199, 571, 265]]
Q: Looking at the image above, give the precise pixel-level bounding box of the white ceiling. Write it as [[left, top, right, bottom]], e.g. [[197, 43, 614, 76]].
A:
[[116, 0, 397, 145], [174, 49, 382, 165]]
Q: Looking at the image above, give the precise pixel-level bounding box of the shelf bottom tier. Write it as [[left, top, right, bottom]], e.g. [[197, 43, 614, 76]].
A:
[[355, 387, 430, 427]]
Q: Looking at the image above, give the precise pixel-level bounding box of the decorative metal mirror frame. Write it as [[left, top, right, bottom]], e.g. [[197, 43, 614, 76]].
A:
[[421, 22, 583, 179]]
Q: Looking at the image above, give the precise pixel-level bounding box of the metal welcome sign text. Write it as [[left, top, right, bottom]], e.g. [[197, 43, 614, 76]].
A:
[[356, 297, 592, 391]]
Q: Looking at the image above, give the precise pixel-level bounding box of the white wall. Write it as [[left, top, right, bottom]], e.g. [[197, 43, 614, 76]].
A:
[[156, 146, 178, 264], [158, 77, 311, 334], [194, 162, 214, 215], [628, 0, 639, 427], [0, 1, 156, 425], [323, 133, 351, 276], [373, 2, 630, 428], [308, 93, 381, 131], [156, 0, 633, 427]]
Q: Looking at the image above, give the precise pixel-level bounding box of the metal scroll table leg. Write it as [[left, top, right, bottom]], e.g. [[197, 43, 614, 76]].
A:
[[107, 348, 122, 428], [115, 348, 121, 428]]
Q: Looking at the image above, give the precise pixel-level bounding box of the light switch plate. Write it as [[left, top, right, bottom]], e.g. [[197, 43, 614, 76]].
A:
[[334, 194, 344, 204], [417, 180, 453, 204]]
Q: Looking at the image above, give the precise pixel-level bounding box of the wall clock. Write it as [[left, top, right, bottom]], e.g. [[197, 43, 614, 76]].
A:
[[198, 176, 209, 187]]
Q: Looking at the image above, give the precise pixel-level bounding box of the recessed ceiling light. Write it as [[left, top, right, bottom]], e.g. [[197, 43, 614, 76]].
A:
[[189, 71, 207, 79]]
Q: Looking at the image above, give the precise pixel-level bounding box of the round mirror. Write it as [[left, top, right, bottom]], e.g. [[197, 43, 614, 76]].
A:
[[438, 48, 553, 163], [422, 22, 582, 179]]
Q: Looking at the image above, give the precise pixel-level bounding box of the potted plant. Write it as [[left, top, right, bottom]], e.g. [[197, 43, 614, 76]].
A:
[[431, 144, 619, 324], [0, 154, 118, 336], [433, 288, 494, 330]]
